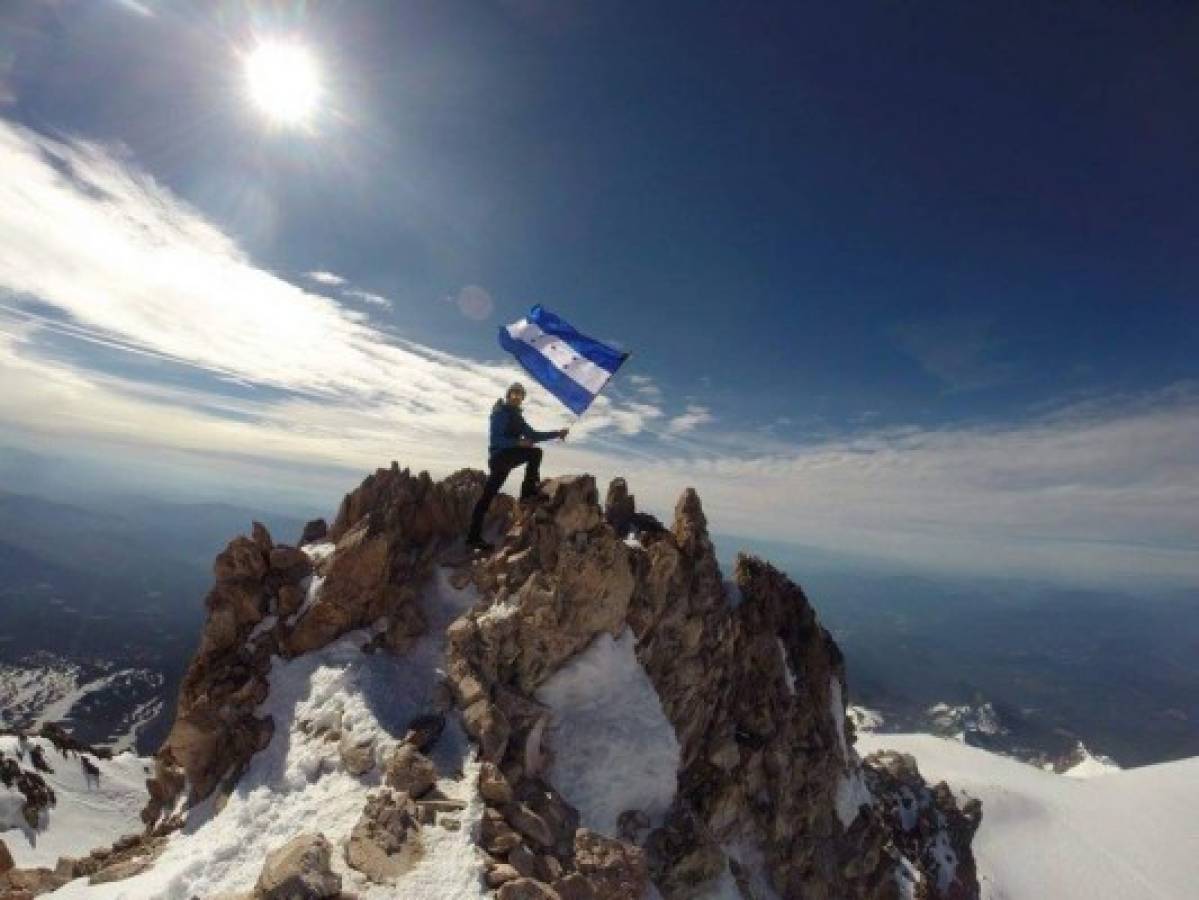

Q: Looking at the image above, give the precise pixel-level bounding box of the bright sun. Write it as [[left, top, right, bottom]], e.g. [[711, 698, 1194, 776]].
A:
[[245, 40, 322, 126]]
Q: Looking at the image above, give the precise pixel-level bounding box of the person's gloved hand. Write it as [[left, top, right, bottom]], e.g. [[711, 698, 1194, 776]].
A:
[[519, 437, 534, 448], [558, 428, 570, 441]]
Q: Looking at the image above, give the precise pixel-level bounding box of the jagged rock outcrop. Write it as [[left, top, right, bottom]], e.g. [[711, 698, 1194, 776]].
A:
[[142, 464, 514, 825], [137, 461, 978, 899], [863, 751, 982, 900], [344, 790, 424, 882], [444, 475, 946, 898], [0, 749, 56, 829]]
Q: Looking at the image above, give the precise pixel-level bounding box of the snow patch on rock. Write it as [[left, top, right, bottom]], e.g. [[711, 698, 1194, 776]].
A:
[[536, 629, 681, 835], [776, 638, 795, 695]]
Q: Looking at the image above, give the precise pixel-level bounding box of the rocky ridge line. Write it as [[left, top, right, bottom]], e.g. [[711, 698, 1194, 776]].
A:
[[7, 463, 979, 899]]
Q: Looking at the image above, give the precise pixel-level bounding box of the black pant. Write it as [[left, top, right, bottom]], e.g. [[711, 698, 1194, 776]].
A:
[[467, 446, 542, 540]]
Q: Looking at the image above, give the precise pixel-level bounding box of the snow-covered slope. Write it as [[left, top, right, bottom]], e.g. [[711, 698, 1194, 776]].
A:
[[0, 736, 150, 869], [0, 658, 164, 752], [47, 569, 489, 899], [857, 732, 1199, 900]]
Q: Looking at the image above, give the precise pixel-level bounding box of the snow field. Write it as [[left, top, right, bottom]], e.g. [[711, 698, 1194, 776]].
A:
[[0, 736, 150, 869], [858, 732, 1199, 900], [48, 568, 491, 899]]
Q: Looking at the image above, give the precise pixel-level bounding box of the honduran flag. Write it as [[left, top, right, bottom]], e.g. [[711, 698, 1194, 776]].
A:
[[498, 305, 630, 415]]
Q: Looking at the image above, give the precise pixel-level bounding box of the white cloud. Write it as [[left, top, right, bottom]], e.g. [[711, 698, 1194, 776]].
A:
[[115, 0, 155, 16], [604, 389, 1199, 585], [627, 373, 662, 401], [305, 270, 347, 286], [344, 288, 391, 307], [1, 118, 1195, 586], [666, 404, 714, 435]]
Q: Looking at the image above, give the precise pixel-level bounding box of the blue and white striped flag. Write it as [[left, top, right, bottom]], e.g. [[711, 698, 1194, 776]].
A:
[[498, 305, 630, 415]]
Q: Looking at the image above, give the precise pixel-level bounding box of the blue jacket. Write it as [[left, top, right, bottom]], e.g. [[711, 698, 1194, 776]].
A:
[[489, 400, 558, 457]]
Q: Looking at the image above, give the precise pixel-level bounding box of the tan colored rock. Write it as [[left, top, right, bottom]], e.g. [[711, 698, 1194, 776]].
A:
[[478, 761, 513, 804], [553, 873, 597, 900], [214, 536, 268, 582], [486, 862, 521, 888], [1, 866, 69, 896], [502, 802, 554, 849], [462, 700, 510, 763], [384, 745, 436, 798], [255, 832, 341, 899], [339, 735, 375, 776], [480, 808, 523, 855], [344, 792, 423, 883], [571, 828, 647, 900], [89, 855, 153, 885]]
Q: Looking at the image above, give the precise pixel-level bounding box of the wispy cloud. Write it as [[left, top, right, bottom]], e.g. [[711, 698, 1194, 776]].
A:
[[627, 374, 662, 401], [345, 288, 391, 308], [115, 0, 156, 17], [666, 404, 714, 435], [1, 118, 1195, 586], [0, 119, 658, 452], [894, 316, 1017, 392], [305, 270, 347, 286]]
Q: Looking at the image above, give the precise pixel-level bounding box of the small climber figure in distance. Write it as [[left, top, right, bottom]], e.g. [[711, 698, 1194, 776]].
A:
[[466, 382, 569, 552]]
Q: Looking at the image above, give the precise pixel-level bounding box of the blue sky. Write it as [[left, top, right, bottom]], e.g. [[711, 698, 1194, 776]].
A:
[[0, 1, 1196, 583]]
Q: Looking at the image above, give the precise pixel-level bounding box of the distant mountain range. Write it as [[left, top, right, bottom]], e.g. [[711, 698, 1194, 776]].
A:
[[0, 488, 305, 753]]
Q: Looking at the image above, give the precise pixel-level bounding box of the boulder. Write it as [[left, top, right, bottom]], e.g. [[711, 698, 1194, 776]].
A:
[[345, 792, 423, 883], [339, 735, 375, 776], [486, 863, 521, 888], [384, 745, 436, 798], [255, 833, 341, 899], [0, 838, 12, 874], [478, 761, 514, 804]]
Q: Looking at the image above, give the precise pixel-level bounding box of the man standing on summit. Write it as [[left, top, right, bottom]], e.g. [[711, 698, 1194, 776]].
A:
[[466, 382, 568, 551]]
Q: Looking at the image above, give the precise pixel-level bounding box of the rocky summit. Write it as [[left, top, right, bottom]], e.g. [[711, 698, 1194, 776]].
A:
[[3, 463, 980, 899]]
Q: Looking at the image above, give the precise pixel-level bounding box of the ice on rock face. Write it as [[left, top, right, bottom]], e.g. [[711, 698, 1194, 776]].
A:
[[828, 677, 873, 828]]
